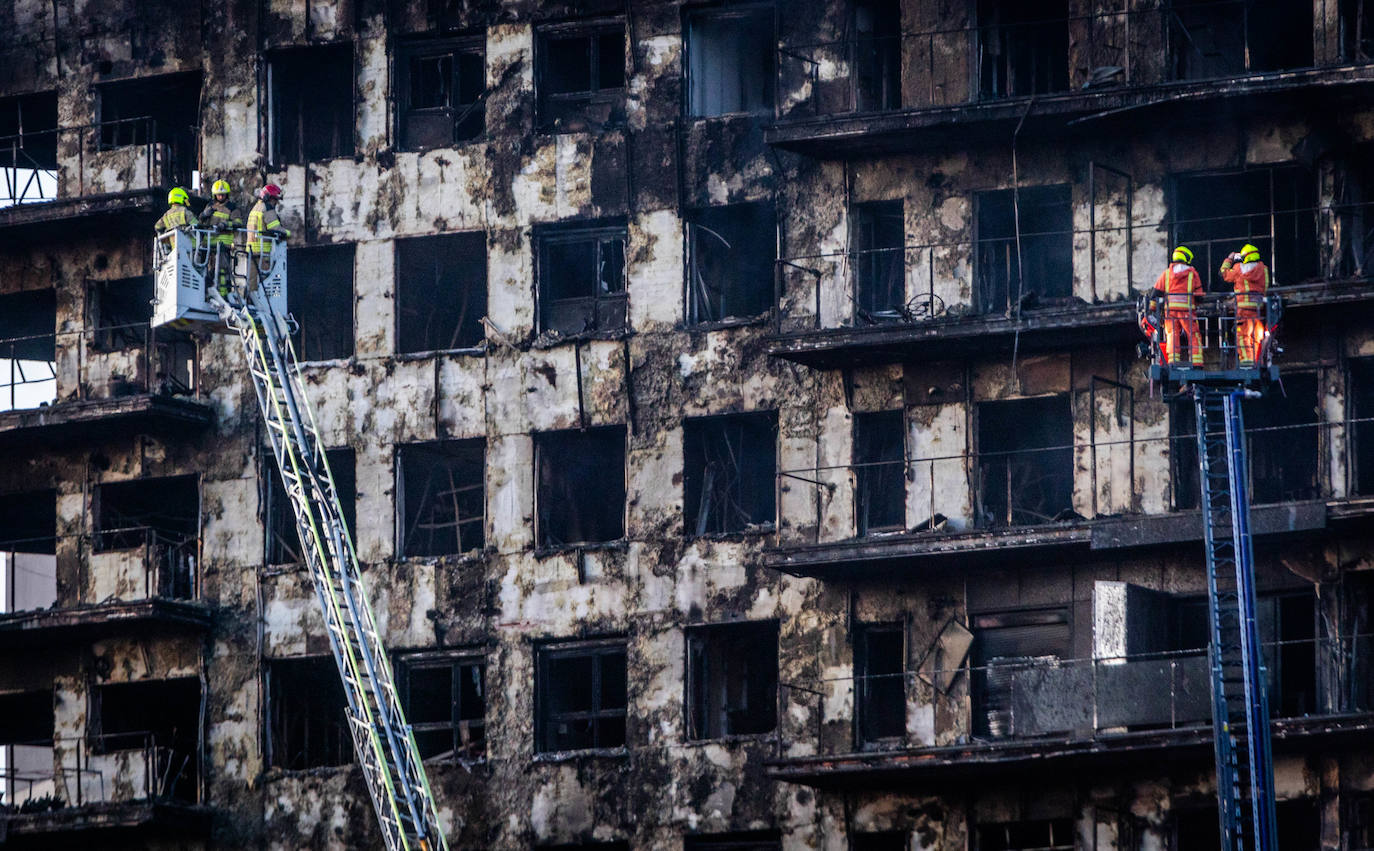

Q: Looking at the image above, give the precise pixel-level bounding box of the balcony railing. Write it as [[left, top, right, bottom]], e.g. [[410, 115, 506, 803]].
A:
[[92, 528, 199, 601], [0, 732, 199, 813]]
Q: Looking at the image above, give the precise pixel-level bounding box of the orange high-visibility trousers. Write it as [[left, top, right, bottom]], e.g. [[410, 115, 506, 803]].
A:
[[1163, 309, 1204, 366], [1235, 315, 1264, 367]]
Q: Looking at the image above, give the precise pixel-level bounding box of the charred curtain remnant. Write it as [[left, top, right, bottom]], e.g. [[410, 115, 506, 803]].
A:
[[976, 396, 1072, 528], [267, 657, 352, 770], [976, 819, 1074, 850], [397, 36, 485, 150], [1245, 371, 1319, 505], [266, 448, 356, 565], [0, 489, 57, 612], [686, 4, 774, 118], [268, 45, 354, 166], [97, 72, 201, 185], [685, 620, 778, 739], [852, 0, 901, 112], [975, 185, 1071, 315], [971, 608, 1070, 737], [537, 222, 627, 336], [853, 410, 905, 536], [535, 427, 625, 548], [0, 289, 56, 412], [0, 92, 58, 202], [400, 654, 486, 761], [92, 678, 201, 801], [537, 21, 626, 131], [535, 638, 627, 753], [852, 200, 905, 322], [90, 275, 152, 350], [976, 0, 1068, 99], [396, 232, 487, 354], [682, 412, 777, 536], [683, 832, 781, 850], [289, 244, 354, 361], [685, 202, 775, 325], [855, 622, 904, 746], [396, 439, 484, 558], [1353, 358, 1374, 495]]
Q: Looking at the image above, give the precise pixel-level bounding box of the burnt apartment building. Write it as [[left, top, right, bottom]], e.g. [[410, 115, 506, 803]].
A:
[[1, 0, 1373, 849]]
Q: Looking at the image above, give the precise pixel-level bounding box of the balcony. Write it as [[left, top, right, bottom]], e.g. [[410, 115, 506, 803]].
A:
[[770, 2, 1374, 156]]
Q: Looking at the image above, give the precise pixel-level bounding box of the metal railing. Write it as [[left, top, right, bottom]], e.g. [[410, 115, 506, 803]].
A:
[[0, 732, 198, 812], [92, 527, 199, 601], [0, 117, 189, 208]]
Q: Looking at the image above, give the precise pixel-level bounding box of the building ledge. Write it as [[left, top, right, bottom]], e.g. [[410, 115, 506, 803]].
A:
[[0, 393, 213, 450], [0, 598, 213, 650], [0, 189, 162, 239], [0, 800, 212, 844]]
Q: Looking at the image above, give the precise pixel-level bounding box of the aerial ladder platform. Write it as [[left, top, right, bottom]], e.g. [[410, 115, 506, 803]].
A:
[[154, 228, 448, 851]]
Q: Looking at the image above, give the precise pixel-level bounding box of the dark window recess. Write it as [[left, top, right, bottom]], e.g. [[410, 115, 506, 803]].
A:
[[1335, 144, 1374, 279], [851, 832, 907, 851], [396, 231, 487, 354], [90, 276, 153, 351], [398, 38, 485, 150], [976, 818, 1075, 851], [977, 0, 1068, 99], [0, 691, 54, 745], [538, 223, 627, 335], [1258, 592, 1319, 718], [686, 202, 775, 324], [266, 448, 356, 566], [96, 72, 201, 186], [1175, 801, 1319, 851], [855, 622, 905, 745], [538, 24, 625, 131], [684, 831, 781, 851], [92, 678, 200, 801], [0, 489, 56, 555], [1171, 0, 1312, 80], [267, 657, 352, 769], [1172, 165, 1319, 289], [94, 475, 198, 551], [0, 91, 59, 172], [1349, 793, 1374, 851], [290, 244, 354, 361], [972, 608, 1071, 737], [0, 289, 57, 408], [1173, 808, 1220, 851], [269, 45, 354, 165], [977, 396, 1073, 528], [852, 0, 901, 112], [683, 412, 777, 537], [1354, 359, 1374, 496], [853, 200, 905, 322], [397, 439, 485, 558], [536, 639, 627, 753], [401, 655, 486, 761], [1344, 0, 1374, 61], [536, 427, 626, 548], [686, 5, 774, 118], [976, 185, 1072, 315], [1246, 372, 1320, 505], [1170, 397, 1201, 511], [854, 410, 905, 535], [686, 621, 778, 739]]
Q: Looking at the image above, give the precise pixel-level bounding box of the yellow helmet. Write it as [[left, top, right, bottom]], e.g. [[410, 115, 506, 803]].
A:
[[1240, 243, 1261, 263], [167, 187, 190, 206], [211, 179, 231, 196], [1171, 246, 1193, 264]]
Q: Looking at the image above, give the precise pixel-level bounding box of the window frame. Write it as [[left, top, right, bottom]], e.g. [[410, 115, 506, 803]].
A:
[[684, 3, 777, 119], [682, 411, 779, 538], [684, 201, 778, 327], [535, 637, 629, 755], [536, 19, 628, 131], [398, 650, 487, 762], [535, 221, 629, 336], [854, 620, 907, 747], [395, 438, 487, 559], [684, 620, 780, 740], [396, 35, 487, 150], [533, 425, 628, 550]]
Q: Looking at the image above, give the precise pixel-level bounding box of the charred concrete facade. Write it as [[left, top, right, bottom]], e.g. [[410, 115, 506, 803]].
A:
[[2, 1, 1374, 849]]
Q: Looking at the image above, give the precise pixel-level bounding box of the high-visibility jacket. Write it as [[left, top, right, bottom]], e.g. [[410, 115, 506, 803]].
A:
[[247, 199, 290, 253], [206, 200, 241, 246], [155, 203, 198, 233], [1221, 259, 1269, 316], [1153, 262, 1202, 313]]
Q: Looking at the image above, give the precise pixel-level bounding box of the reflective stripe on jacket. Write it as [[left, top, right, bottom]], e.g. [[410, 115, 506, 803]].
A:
[[247, 200, 290, 253], [1153, 262, 1202, 313], [155, 204, 198, 233], [206, 201, 241, 246], [1222, 261, 1269, 314]]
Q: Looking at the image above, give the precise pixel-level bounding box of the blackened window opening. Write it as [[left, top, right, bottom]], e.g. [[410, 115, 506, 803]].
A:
[[856, 622, 905, 745], [92, 678, 200, 801], [0, 289, 57, 411], [686, 5, 775, 118], [975, 818, 1075, 851], [96, 72, 201, 186], [539, 24, 626, 131], [1247, 371, 1320, 504], [686, 202, 775, 325], [95, 475, 198, 551], [854, 410, 905, 535], [0, 691, 53, 746], [0, 92, 59, 182], [269, 45, 354, 165], [398, 37, 485, 149], [398, 439, 484, 558], [683, 412, 777, 537], [972, 608, 1071, 737], [1343, 0, 1374, 60], [1170, 397, 1201, 510], [686, 621, 778, 739], [976, 396, 1073, 528], [401, 655, 486, 761], [267, 657, 352, 769], [90, 276, 153, 351], [396, 231, 487, 354], [976, 185, 1072, 315], [1353, 359, 1374, 496], [536, 427, 626, 548], [853, 0, 901, 112], [290, 244, 354, 361], [538, 223, 627, 335], [1170, 0, 1313, 80], [536, 640, 627, 753], [852, 200, 905, 322], [1259, 592, 1318, 717], [0, 489, 56, 555], [266, 448, 356, 566], [1335, 145, 1374, 279], [977, 0, 1069, 99]]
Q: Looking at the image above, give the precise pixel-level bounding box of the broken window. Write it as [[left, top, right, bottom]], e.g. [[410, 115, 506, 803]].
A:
[[0, 690, 55, 810], [0, 489, 57, 613], [91, 678, 200, 801], [0, 91, 58, 205], [265, 448, 356, 566], [686, 620, 778, 739], [536, 638, 627, 753], [975, 819, 1074, 851], [1170, 0, 1313, 80], [683, 412, 777, 537], [537, 222, 627, 336], [853, 410, 906, 535], [1343, 0, 1374, 60], [855, 622, 905, 745], [90, 275, 153, 351], [94, 475, 198, 597], [853, 0, 901, 112], [976, 396, 1073, 528], [1353, 359, 1374, 496], [535, 426, 626, 548], [686, 5, 774, 118], [1171, 165, 1319, 288], [290, 244, 354, 361], [267, 657, 352, 769], [538, 22, 626, 131], [397, 37, 485, 150], [852, 200, 905, 323], [396, 232, 487, 354], [977, 0, 1068, 99], [397, 439, 484, 558], [1247, 372, 1320, 505], [269, 45, 354, 165], [0, 289, 56, 412], [0, 691, 53, 745], [972, 608, 1070, 737], [97, 72, 201, 186], [685, 202, 776, 325], [400, 653, 486, 761], [1334, 145, 1374, 279], [1259, 591, 1319, 717], [975, 185, 1072, 315], [683, 832, 781, 851], [851, 832, 907, 851]]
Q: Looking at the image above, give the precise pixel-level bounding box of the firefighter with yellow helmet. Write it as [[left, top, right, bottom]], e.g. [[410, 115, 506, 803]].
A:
[[206, 179, 241, 297], [1220, 243, 1270, 368]]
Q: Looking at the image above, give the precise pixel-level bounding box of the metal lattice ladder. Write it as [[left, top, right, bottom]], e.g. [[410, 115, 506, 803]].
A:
[[222, 287, 448, 851], [1193, 387, 1278, 851]]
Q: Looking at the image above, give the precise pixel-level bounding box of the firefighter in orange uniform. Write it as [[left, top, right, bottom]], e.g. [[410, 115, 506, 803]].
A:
[[1152, 246, 1205, 367], [1220, 243, 1270, 368]]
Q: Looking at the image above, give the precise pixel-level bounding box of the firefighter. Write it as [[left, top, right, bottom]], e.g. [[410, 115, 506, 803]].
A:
[[246, 183, 290, 294], [1220, 242, 1270, 368], [1151, 245, 1205, 367], [206, 179, 241, 297], [154, 186, 198, 233]]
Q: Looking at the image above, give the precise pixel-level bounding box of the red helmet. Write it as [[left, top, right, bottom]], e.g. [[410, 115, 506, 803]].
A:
[[258, 183, 283, 201]]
